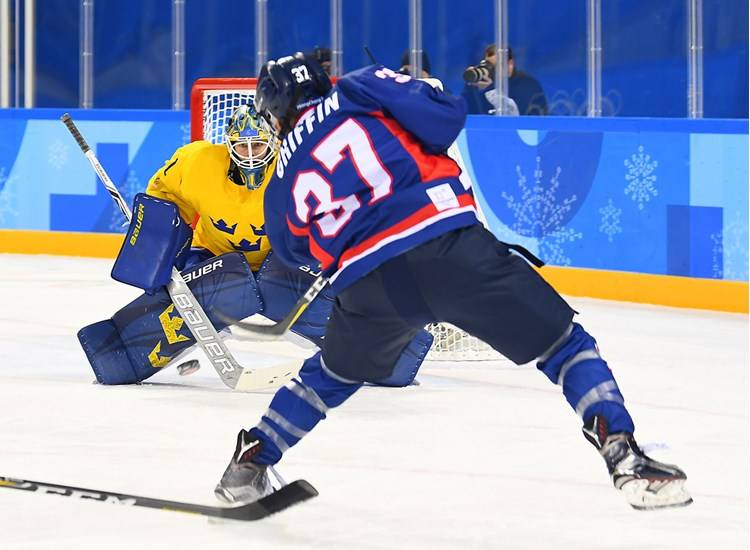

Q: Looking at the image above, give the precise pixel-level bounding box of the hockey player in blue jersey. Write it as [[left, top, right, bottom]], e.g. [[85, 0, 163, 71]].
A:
[[215, 53, 692, 511]]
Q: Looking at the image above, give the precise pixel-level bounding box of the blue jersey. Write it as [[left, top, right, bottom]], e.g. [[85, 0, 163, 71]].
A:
[[264, 65, 480, 292]]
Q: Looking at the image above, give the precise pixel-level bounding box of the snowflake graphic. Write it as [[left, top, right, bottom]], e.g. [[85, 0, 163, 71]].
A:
[[710, 231, 724, 279], [720, 211, 749, 281], [624, 145, 658, 210], [0, 166, 9, 193], [0, 167, 18, 225], [0, 191, 17, 225], [501, 156, 582, 265], [108, 170, 142, 232], [599, 199, 622, 242], [180, 123, 191, 145], [48, 140, 69, 170]]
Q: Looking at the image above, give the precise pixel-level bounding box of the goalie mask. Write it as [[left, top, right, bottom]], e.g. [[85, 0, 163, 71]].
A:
[[225, 104, 276, 190]]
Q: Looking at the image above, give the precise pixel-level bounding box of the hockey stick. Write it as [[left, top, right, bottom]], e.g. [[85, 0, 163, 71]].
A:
[[0, 476, 317, 521], [219, 274, 329, 340], [61, 113, 299, 391]]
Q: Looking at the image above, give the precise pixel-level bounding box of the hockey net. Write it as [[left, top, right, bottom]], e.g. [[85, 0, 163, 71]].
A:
[[189, 78, 504, 362]]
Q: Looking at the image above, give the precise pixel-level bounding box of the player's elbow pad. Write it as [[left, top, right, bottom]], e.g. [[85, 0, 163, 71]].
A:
[[111, 193, 193, 294], [390, 96, 467, 153], [418, 95, 468, 153]]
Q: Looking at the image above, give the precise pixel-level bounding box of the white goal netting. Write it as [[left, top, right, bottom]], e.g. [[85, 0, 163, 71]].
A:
[[202, 89, 257, 144], [192, 78, 504, 362]]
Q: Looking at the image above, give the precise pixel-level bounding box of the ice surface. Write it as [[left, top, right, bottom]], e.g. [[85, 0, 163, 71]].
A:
[[0, 253, 747, 549]]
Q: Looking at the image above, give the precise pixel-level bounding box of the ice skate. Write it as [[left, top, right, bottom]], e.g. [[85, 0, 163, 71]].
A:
[[583, 415, 693, 510], [215, 429, 274, 505]]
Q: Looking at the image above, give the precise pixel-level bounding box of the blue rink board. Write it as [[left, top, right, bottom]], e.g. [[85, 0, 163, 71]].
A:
[[0, 109, 746, 282]]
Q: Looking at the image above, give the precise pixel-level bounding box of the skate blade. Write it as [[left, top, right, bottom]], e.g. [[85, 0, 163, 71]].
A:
[[621, 478, 693, 511], [214, 483, 274, 506]]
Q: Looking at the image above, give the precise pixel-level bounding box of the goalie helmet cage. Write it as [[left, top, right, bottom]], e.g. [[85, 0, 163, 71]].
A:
[[189, 77, 504, 362]]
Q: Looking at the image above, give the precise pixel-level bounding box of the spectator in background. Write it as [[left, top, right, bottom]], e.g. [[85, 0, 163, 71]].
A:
[[462, 45, 548, 116], [309, 46, 332, 75], [398, 49, 453, 94], [398, 49, 433, 79]]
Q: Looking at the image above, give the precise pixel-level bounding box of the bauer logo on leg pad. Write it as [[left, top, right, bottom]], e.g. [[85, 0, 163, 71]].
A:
[[182, 259, 224, 283]]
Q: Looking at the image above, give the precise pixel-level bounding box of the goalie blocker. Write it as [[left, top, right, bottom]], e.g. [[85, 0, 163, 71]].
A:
[[79, 251, 431, 387], [111, 193, 193, 294]]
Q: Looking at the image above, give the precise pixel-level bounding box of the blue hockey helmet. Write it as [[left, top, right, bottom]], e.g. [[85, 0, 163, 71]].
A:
[[224, 103, 276, 190], [254, 52, 332, 136]]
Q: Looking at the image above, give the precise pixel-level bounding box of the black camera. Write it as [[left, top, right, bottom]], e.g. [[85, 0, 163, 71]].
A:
[[463, 59, 494, 83]]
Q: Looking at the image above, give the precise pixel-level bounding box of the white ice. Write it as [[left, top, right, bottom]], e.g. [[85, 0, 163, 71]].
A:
[[0, 253, 747, 550]]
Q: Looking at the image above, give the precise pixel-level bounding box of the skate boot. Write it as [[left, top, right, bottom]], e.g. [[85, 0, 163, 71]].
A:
[[215, 429, 274, 504], [583, 415, 693, 510]]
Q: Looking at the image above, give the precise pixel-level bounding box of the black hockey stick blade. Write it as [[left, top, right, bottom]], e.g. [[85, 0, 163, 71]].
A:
[[0, 476, 317, 521]]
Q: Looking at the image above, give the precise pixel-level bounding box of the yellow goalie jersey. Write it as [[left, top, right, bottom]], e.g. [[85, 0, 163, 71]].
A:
[[146, 140, 275, 271]]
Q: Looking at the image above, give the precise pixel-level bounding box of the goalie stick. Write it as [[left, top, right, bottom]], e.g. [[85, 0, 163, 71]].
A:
[[0, 476, 317, 521], [219, 274, 329, 340], [61, 113, 299, 392]]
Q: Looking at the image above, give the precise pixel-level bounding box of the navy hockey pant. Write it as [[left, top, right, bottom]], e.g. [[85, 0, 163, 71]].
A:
[[250, 224, 634, 464]]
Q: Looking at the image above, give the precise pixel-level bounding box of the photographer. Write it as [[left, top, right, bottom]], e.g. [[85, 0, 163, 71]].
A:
[[461, 45, 548, 115]]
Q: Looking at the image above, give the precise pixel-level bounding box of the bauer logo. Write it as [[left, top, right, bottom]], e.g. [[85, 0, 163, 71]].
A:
[[171, 292, 236, 375], [182, 259, 223, 283], [129, 203, 145, 246], [298, 264, 322, 277]]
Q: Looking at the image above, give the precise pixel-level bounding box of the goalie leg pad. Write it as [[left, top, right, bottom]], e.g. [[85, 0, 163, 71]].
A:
[[256, 252, 335, 347], [81, 252, 263, 384], [111, 193, 193, 294], [320, 271, 432, 384], [372, 328, 433, 387], [78, 319, 139, 385], [182, 247, 216, 270], [257, 252, 428, 386]]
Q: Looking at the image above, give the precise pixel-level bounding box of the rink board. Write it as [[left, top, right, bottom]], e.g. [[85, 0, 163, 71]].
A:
[[0, 110, 746, 312]]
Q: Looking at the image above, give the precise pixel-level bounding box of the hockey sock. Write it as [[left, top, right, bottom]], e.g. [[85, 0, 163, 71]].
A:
[[536, 323, 634, 434], [250, 351, 362, 464]]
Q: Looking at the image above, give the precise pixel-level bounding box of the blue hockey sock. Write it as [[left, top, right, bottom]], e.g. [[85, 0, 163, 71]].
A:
[[250, 351, 362, 464], [537, 323, 635, 434]]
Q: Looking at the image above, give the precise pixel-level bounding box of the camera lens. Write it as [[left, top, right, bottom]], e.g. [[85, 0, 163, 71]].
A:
[[463, 62, 492, 83], [463, 66, 480, 83]]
